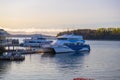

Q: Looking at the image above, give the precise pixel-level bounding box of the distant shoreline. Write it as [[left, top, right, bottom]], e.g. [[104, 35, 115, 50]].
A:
[[2, 28, 120, 41], [57, 28, 120, 41], [8, 35, 120, 41], [86, 39, 120, 41]]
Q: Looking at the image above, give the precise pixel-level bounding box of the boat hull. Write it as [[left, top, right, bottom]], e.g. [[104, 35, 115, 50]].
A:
[[52, 46, 75, 53], [65, 44, 90, 52], [41, 45, 90, 54], [40, 46, 75, 54]]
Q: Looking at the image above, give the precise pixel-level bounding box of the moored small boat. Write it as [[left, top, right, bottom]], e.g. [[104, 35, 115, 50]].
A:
[[0, 52, 25, 61]]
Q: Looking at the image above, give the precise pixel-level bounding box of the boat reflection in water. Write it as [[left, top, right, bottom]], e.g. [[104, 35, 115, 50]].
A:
[[40, 51, 90, 80]]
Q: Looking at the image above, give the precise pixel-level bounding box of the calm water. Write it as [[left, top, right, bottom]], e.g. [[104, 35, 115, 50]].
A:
[[0, 41, 120, 80]]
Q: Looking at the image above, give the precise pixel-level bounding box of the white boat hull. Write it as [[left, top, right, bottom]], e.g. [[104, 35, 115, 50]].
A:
[[40, 45, 90, 54], [78, 47, 90, 52], [52, 46, 75, 53]]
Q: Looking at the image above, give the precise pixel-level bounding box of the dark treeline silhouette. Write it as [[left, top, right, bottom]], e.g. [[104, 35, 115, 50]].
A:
[[57, 28, 120, 40]]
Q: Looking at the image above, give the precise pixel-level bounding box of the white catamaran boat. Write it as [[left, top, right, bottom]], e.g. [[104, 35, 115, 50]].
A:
[[22, 34, 52, 47], [42, 34, 90, 53]]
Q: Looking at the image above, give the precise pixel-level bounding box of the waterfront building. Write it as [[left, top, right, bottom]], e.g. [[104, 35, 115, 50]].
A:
[[0, 29, 9, 46]]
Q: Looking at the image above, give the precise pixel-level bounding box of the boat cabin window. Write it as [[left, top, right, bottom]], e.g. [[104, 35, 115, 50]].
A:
[[58, 38, 68, 40], [29, 41, 36, 43], [68, 38, 80, 40], [37, 38, 46, 40], [64, 42, 82, 45]]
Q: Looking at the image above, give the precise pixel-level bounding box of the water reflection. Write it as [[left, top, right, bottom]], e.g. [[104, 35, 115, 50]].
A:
[[0, 50, 90, 80], [41, 52, 55, 57], [0, 60, 24, 80], [54, 52, 90, 70], [0, 61, 12, 79], [41, 52, 89, 74], [39, 52, 90, 80]]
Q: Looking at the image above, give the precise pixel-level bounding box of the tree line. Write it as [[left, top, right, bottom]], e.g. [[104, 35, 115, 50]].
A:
[[57, 28, 120, 40]]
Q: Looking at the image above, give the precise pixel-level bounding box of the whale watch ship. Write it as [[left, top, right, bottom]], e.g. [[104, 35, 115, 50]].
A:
[[42, 34, 90, 53]]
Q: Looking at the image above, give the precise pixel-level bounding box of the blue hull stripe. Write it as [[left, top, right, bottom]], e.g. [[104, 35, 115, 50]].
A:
[[65, 44, 90, 51]]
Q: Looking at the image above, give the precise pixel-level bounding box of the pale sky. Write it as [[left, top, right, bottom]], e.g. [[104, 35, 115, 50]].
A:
[[0, 0, 120, 35]]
